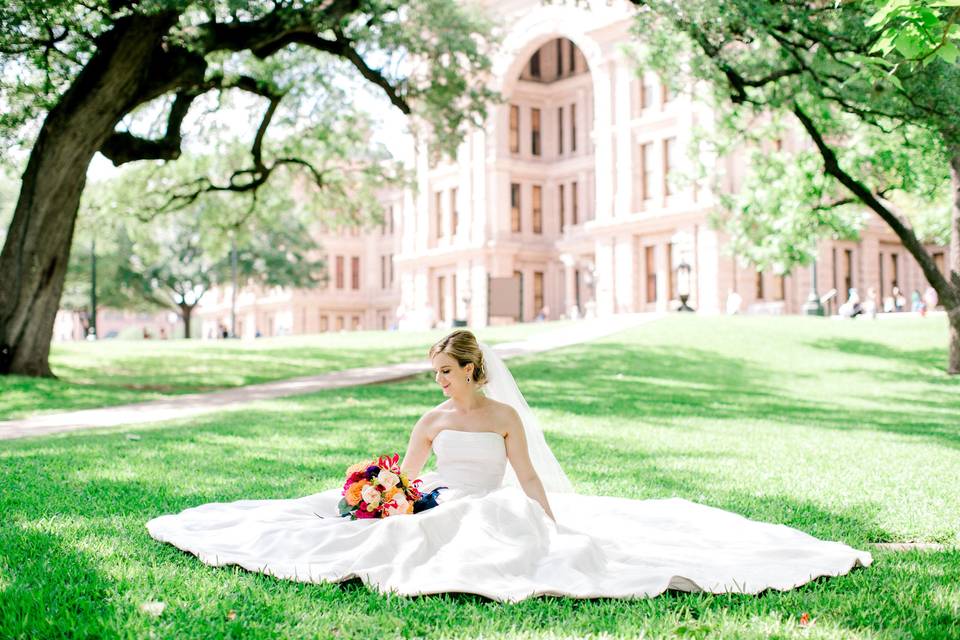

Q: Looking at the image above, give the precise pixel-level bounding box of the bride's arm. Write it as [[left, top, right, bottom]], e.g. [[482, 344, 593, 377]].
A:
[[400, 414, 433, 479], [503, 409, 556, 522]]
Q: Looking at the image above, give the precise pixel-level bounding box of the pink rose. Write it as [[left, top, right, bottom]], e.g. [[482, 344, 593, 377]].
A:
[[361, 484, 382, 507]]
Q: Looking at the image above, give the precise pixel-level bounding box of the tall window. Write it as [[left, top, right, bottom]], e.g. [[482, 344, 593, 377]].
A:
[[569, 40, 575, 72], [570, 103, 577, 152], [640, 142, 653, 202], [645, 246, 657, 302], [891, 253, 900, 291], [531, 108, 541, 156], [388, 253, 394, 286], [667, 243, 675, 299], [320, 315, 329, 332], [664, 137, 677, 197], [661, 80, 671, 106], [530, 50, 541, 78], [450, 187, 459, 236], [571, 181, 579, 225], [511, 183, 521, 232], [351, 256, 360, 290], [336, 315, 344, 331], [434, 191, 443, 238], [559, 184, 566, 233], [556, 38, 563, 76], [451, 273, 457, 318], [641, 78, 653, 109], [352, 316, 361, 331], [532, 185, 543, 234], [509, 105, 520, 154], [845, 249, 854, 295], [335, 255, 344, 289], [380, 255, 387, 289], [388, 204, 394, 235], [775, 275, 786, 301], [879, 252, 886, 299], [557, 106, 564, 155], [514, 270, 523, 320], [438, 276, 447, 322], [934, 251, 945, 276], [574, 269, 581, 309], [756, 270, 764, 299], [534, 271, 544, 315]]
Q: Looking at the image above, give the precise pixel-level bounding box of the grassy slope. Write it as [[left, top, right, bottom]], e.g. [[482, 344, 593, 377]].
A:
[[0, 321, 574, 420], [0, 315, 958, 639]]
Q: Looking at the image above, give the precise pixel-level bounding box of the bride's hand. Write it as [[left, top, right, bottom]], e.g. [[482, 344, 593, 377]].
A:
[[503, 407, 557, 521]]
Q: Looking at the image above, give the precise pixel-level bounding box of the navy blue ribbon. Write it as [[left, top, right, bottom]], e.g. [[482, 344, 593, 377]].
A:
[[413, 487, 447, 514]]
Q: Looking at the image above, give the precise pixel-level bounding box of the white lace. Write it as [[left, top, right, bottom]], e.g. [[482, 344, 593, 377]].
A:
[[479, 343, 574, 493]]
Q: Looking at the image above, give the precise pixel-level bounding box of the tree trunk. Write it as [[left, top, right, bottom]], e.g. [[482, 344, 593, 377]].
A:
[[948, 150, 960, 374], [179, 304, 195, 340], [0, 14, 177, 376]]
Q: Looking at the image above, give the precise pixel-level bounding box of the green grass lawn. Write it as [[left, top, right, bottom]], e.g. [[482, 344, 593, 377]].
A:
[[0, 321, 575, 420], [1, 315, 958, 639]]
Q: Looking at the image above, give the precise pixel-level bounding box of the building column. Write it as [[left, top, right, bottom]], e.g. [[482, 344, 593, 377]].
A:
[[614, 234, 636, 313], [613, 54, 634, 218], [595, 237, 616, 316], [591, 62, 614, 222]]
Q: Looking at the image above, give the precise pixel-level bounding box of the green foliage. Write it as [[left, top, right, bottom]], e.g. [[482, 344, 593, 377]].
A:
[[868, 0, 960, 66], [631, 0, 958, 274], [0, 0, 497, 160], [714, 149, 865, 275]]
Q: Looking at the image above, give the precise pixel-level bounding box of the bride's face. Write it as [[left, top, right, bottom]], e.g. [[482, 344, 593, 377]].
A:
[[432, 353, 473, 397]]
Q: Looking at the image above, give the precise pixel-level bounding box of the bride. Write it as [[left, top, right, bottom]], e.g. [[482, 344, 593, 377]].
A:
[[147, 329, 871, 602]]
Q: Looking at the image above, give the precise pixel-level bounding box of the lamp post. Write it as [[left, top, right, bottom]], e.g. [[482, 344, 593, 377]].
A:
[[801, 259, 824, 316], [230, 231, 239, 337], [676, 260, 694, 312], [88, 238, 97, 339]]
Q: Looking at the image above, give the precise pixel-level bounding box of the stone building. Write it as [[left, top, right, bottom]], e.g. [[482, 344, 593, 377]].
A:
[[197, 0, 949, 336]]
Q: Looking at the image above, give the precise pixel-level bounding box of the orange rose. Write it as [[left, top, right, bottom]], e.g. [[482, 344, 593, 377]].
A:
[[384, 487, 401, 501], [345, 480, 368, 506]]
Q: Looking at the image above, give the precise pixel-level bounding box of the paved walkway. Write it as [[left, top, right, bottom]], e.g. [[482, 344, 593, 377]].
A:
[[0, 314, 661, 441]]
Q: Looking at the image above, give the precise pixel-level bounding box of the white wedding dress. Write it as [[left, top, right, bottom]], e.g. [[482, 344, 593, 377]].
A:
[[147, 428, 872, 602]]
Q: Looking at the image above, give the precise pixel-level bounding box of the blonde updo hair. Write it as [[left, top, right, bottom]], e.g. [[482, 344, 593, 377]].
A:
[[428, 329, 487, 386]]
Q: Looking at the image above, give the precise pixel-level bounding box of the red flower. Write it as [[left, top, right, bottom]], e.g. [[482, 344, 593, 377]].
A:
[[378, 453, 401, 474], [354, 503, 377, 519]]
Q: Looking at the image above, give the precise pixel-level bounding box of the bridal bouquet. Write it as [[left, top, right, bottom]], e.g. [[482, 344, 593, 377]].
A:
[[338, 453, 423, 520]]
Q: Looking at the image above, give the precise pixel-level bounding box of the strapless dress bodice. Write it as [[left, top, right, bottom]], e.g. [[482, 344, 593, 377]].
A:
[[428, 430, 506, 495]]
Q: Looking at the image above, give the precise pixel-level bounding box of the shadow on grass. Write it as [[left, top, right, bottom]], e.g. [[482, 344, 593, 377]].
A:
[[0, 525, 118, 638], [492, 342, 960, 449], [809, 337, 958, 384]]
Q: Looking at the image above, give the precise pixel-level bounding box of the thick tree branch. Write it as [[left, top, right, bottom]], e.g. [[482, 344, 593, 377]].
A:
[[793, 103, 958, 308], [99, 91, 197, 165]]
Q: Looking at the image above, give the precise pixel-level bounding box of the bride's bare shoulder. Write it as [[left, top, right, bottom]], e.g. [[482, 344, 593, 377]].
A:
[[417, 401, 451, 425], [484, 397, 520, 422]]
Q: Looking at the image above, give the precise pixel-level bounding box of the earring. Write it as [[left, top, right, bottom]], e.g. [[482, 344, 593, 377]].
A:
[[466, 376, 471, 383]]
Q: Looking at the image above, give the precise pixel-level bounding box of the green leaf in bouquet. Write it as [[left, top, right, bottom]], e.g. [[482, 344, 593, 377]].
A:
[[337, 498, 353, 517]]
